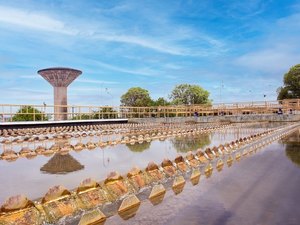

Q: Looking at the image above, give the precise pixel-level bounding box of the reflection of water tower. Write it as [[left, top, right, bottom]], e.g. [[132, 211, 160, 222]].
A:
[[38, 67, 82, 120], [40, 153, 84, 174]]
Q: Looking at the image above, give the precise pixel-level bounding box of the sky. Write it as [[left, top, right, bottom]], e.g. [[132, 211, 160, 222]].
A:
[[0, 0, 300, 106]]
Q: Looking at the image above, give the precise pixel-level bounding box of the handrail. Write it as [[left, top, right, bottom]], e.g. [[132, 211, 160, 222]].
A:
[[0, 99, 299, 122]]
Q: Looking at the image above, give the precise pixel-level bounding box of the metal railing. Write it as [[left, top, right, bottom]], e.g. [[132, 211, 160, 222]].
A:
[[0, 99, 299, 122]]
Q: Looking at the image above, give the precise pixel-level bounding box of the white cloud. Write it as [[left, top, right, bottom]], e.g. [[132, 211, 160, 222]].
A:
[[0, 5, 187, 55], [93, 60, 158, 77], [19, 75, 39, 79], [92, 33, 189, 56], [235, 49, 300, 74], [0, 5, 224, 56], [77, 78, 118, 85], [164, 63, 182, 70], [0, 6, 77, 35], [235, 11, 300, 75]]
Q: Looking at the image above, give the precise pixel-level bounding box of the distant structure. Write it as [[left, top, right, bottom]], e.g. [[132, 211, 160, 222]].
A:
[[38, 67, 82, 120]]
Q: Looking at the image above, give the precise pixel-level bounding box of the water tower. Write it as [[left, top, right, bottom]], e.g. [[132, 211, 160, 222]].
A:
[[38, 67, 82, 121]]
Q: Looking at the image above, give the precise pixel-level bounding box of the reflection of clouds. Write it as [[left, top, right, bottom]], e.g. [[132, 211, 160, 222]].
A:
[[106, 183, 232, 225], [108, 141, 300, 225]]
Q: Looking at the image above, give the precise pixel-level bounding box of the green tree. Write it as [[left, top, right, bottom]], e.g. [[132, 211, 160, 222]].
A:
[[12, 106, 48, 121], [151, 97, 170, 106], [277, 64, 300, 100], [170, 84, 211, 105], [72, 114, 92, 120], [121, 87, 152, 107], [94, 107, 118, 119], [71, 107, 118, 120]]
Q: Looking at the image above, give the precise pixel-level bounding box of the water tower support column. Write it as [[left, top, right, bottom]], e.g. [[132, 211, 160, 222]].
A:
[[54, 86, 68, 120]]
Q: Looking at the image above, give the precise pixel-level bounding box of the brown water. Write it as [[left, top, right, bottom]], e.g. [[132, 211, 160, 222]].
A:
[[106, 130, 300, 225], [0, 125, 274, 203]]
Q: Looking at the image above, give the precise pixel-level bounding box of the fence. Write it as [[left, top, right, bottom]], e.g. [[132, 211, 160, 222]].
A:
[[0, 99, 300, 122]]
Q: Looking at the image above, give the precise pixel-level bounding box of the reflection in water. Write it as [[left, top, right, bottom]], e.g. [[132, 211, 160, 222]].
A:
[[0, 125, 282, 203], [126, 142, 151, 152], [40, 153, 84, 174], [171, 134, 211, 153], [286, 144, 300, 167], [283, 130, 300, 167]]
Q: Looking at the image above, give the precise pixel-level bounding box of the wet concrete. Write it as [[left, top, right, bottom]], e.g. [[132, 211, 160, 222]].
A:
[[106, 135, 300, 225]]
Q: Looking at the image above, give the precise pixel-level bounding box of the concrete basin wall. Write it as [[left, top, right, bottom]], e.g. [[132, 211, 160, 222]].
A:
[[129, 114, 300, 123]]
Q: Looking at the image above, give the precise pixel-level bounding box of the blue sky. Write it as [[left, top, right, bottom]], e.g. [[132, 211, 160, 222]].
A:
[[0, 0, 300, 106]]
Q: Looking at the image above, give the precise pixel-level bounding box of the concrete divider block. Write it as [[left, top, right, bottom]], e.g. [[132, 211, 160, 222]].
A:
[[148, 184, 166, 205], [227, 156, 233, 167], [41, 186, 79, 223], [77, 178, 100, 194], [248, 147, 254, 154], [190, 169, 201, 185], [161, 159, 177, 177], [242, 149, 248, 156], [0, 150, 18, 162], [186, 152, 199, 168], [0, 207, 42, 225], [145, 162, 164, 182], [196, 150, 209, 164], [204, 148, 215, 160], [42, 196, 79, 223], [205, 164, 213, 178], [235, 152, 241, 161], [216, 159, 224, 172], [118, 194, 141, 220], [76, 188, 109, 210], [127, 167, 148, 191], [0, 195, 42, 225], [174, 156, 188, 172], [172, 176, 186, 195], [103, 172, 134, 201], [78, 209, 106, 225]]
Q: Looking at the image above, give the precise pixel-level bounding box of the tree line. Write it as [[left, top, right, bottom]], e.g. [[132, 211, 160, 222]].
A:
[[120, 83, 211, 107], [277, 64, 300, 100]]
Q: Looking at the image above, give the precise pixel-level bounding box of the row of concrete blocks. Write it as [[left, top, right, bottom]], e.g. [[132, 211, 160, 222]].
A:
[[0, 122, 164, 136], [0, 124, 236, 162], [0, 126, 292, 225], [0, 121, 232, 138], [0, 122, 233, 144]]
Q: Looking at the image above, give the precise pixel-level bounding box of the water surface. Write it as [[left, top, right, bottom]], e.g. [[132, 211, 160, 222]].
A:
[[0, 123, 286, 203], [106, 130, 300, 225]]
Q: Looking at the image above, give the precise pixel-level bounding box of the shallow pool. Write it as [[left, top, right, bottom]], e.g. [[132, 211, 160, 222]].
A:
[[0, 122, 286, 203]]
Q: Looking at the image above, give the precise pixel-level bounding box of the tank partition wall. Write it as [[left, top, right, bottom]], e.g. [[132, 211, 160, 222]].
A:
[[0, 99, 300, 122]]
